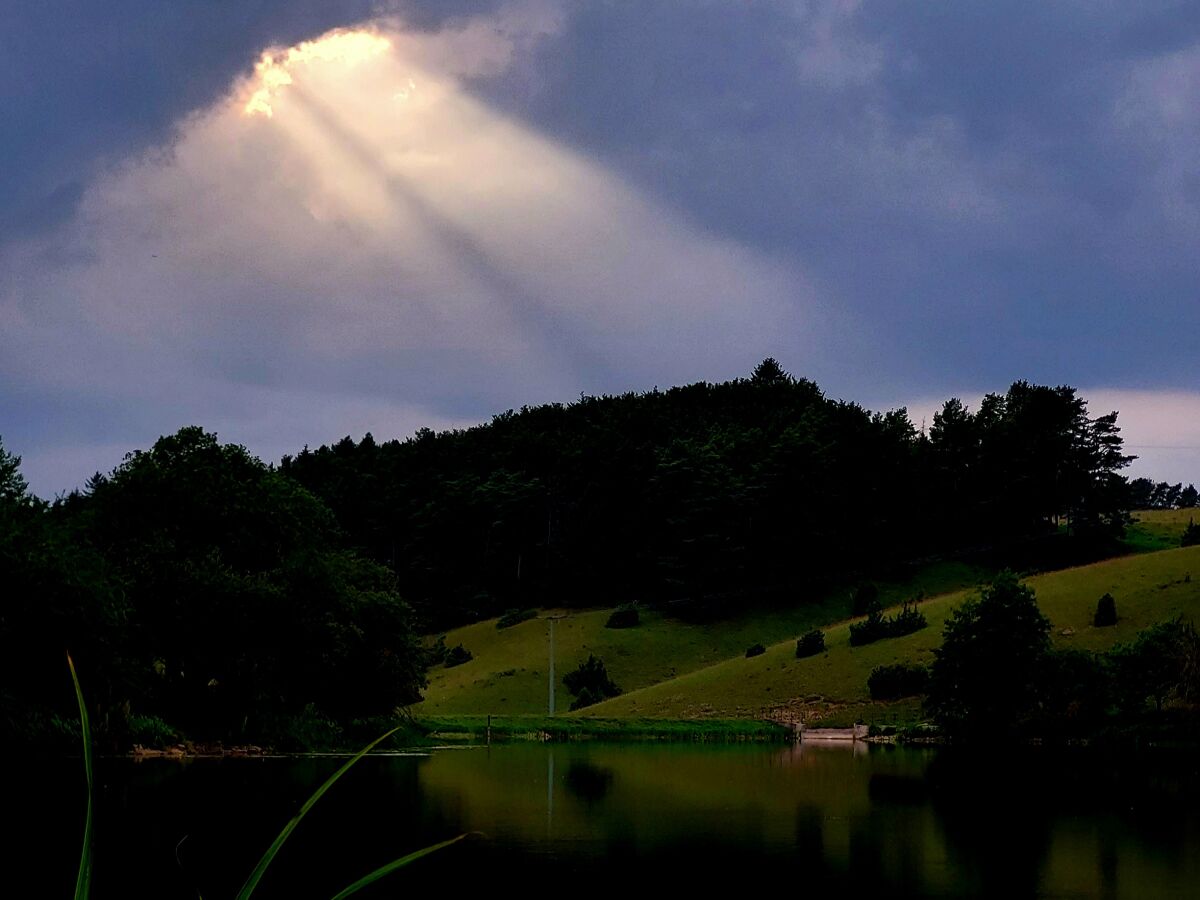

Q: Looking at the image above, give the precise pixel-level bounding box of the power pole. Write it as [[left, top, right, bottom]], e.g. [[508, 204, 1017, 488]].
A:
[[548, 617, 556, 716]]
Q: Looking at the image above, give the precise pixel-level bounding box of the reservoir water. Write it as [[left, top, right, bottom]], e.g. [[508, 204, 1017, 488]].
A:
[[13, 742, 1200, 897]]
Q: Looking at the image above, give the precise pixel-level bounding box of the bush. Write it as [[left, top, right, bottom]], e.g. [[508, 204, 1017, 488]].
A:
[[496, 608, 537, 629], [868, 663, 929, 700], [1094, 593, 1117, 627], [850, 599, 927, 646], [443, 644, 473, 668], [849, 603, 888, 646], [563, 655, 621, 710], [745, 643, 766, 658], [1182, 518, 1200, 548], [795, 630, 825, 658], [888, 602, 928, 637], [605, 604, 640, 629], [127, 714, 178, 749], [280, 703, 344, 751], [425, 635, 448, 666]]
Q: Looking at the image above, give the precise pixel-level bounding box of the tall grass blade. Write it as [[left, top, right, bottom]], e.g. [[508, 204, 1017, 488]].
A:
[[328, 833, 470, 899], [68, 653, 93, 900], [235, 725, 403, 900]]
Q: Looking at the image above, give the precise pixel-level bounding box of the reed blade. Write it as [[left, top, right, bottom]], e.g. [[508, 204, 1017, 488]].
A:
[[68, 653, 93, 900], [328, 834, 469, 900], [235, 725, 402, 900]]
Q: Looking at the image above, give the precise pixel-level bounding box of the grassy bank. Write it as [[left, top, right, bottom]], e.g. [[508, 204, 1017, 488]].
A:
[[415, 715, 792, 743]]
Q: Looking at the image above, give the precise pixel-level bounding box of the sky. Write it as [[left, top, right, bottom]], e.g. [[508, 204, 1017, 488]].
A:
[[2, 0, 1199, 497]]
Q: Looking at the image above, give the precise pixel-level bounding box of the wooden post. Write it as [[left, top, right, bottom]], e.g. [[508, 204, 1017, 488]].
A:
[[486, 714, 492, 747], [548, 618, 556, 717]]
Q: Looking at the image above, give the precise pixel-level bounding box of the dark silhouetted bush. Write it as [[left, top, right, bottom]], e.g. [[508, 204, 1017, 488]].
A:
[[868, 663, 930, 700], [850, 599, 927, 646], [425, 635, 447, 666], [496, 608, 537, 629], [795, 630, 825, 658], [888, 602, 928, 637], [1182, 518, 1200, 547], [745, 643, 766, 658], [1094, 593, 1117, 627], [606, 604, 640, 629], [444, 644, 473, 668], [850, 603, 888, 646], [563, 655, 621, 710]]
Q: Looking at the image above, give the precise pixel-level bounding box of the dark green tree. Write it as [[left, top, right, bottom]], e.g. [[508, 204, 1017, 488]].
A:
[[926, 572, 1051, 737], [73, 427, 426, 740]]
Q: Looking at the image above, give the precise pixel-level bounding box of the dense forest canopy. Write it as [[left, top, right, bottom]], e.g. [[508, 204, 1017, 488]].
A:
[[0, 363, 1174, 747], [1, 428, 423, 750], [282, 364, 1139, 627]]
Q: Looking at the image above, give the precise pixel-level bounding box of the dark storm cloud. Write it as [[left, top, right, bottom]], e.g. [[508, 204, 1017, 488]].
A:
[[471, 1, 1200, 397]]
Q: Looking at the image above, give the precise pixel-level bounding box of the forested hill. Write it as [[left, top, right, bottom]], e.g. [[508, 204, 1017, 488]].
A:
[[281, 360, 1135, 628]]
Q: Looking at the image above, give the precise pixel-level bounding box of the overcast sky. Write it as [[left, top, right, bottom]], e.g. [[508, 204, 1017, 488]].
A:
[[3, 1, 1199, 497]]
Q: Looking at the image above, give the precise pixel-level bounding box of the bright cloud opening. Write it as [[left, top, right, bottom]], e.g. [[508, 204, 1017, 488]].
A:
[[242, 29, 393, 118]]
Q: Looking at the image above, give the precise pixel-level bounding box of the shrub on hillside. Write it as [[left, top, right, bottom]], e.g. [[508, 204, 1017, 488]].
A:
[[745, 643, 766, 658], [850, 599, 927, 646], [795, 630, 825, 658], [444, 644, 473, 668], [563, 655, 621, 710], [1094, 593, 1117, 627], [606, 604, 640, 629], [1182, 518, 1200, 548], [888, 602, 928, 637], [496, 608, 537, 629], [849, 603, 889, 646], [868, 663, 929, 700], [425, 636, 448, 666]]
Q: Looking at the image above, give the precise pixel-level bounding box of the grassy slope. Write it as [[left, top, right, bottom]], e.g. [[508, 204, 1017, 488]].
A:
[[583, 545, 1200, 723], [419, 561, 986, 716], [417, 510, 1198, 723], [1125, 507, 1198, 552]]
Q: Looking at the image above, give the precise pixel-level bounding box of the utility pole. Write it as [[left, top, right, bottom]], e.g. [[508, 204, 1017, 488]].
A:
[[547, 614, 568, 716], [548, 617, 556, 716]]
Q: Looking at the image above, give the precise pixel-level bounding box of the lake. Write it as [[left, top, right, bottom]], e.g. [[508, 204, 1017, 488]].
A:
[[13, 742, 1200, 897]]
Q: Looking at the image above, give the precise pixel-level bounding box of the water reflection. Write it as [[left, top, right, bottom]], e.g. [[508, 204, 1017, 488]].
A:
[[8, 742, 1200, 897]]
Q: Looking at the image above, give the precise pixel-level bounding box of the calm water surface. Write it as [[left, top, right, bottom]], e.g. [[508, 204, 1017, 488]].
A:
[[12, 742, 1200, 897]]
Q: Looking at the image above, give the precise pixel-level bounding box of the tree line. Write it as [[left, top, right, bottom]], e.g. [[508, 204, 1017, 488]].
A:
[[282, 361, 1137, 627], [1129, 479, 1199, 510]]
